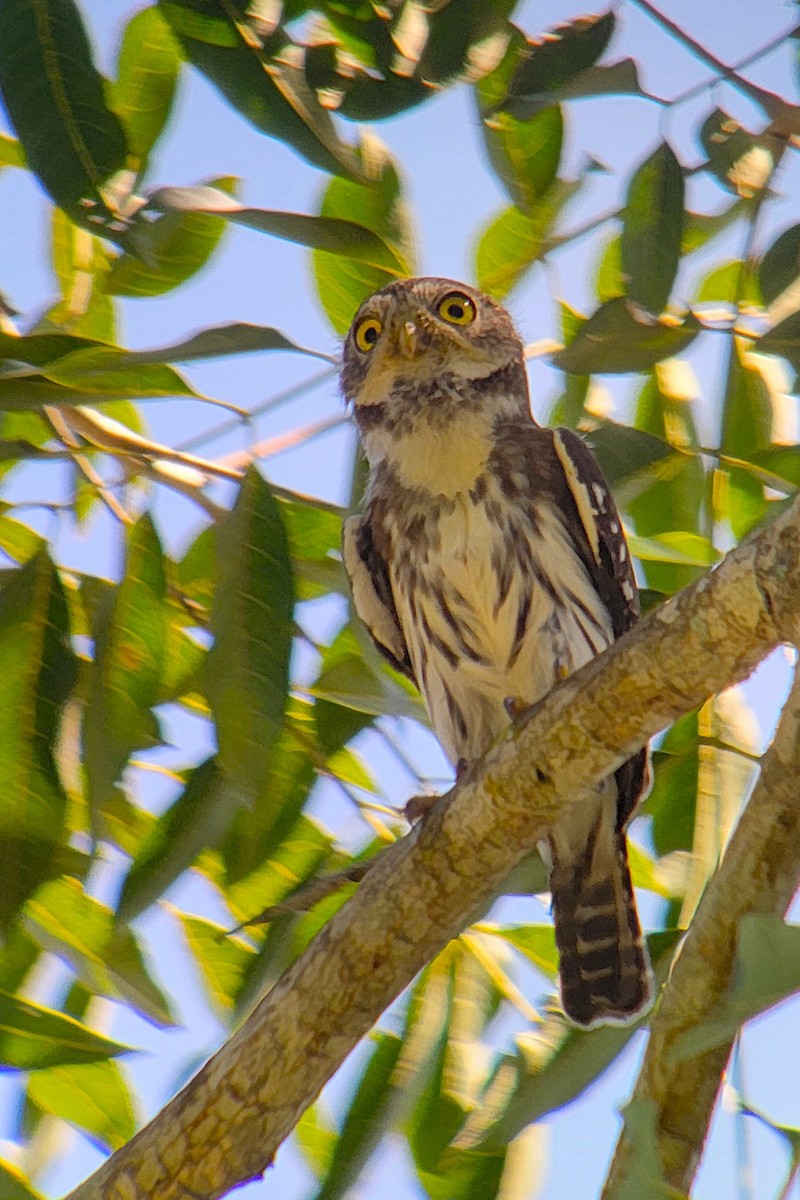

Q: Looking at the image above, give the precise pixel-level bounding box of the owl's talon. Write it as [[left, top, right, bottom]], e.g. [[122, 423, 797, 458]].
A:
[[504, 696, 528, 722]]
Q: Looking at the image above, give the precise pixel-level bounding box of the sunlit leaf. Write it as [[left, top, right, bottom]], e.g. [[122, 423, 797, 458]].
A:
[[0, 552, 76, 930], [176, 912, 256, 1018], [622, 143, 684, 314], [0, 988, 132, 1070], [24, 878, 175, 1026], [0, 0, 128, 229], [475, 180, 578, 301], [110, 6, 181, 172], [759, 223, 800, 307], [208, 467, 294, 805], [0, 133, 25, 168], [26, 1059, 136, 1151]]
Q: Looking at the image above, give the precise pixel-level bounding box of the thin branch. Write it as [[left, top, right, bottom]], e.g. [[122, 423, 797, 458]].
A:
[[602, 664, 800, 1197], [65, 490, 800, 1200]]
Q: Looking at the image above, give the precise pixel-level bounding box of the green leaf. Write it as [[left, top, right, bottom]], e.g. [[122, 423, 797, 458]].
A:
[[672, 916, 800, 1061], [627, 531, 719, 567], [110, 6, 181, 171], [223, 807, 333, 925], [0, 132, 25, 168], [84, 516, 167, 818], [118, 757, 236, 921], [719, 343, 771, 537], [0, 1162, 45, 1200], [106, 176, 237, 298], [310, 624, 426, 724], [0, 516, 45, 563], [0, 552, 76, 930], [553, 298, 700, 374], [0, 988, 132, 1069], [758, 311, 800, 371], [160, 2, 362, 179], [486, 923, 558, 979], [582, 421, 676, 486], [759, 224, 800, 306], [694, 259, 749, 306], [312, 1032, 403, 1200], [481, 104, 563, 214], [0, 329, 102, 367], [109, 322, 336, 367], [26, 1059, 135, 1151], [700, 109, 776, 198], [681, 199, 749, 254], [208, 468, 295, 805], [622, 143, 684, 314], [0, 0, 128, 229], [177, 913, 256, 1018], [475, 180, 578, 301], [312, 132, 417, 334], [594, 235, 624, 303], [35, 346, 206, 399], [24, 878, 175, 1026], [280, 493, 344, 600], [146, 177, 406, 275], [48, 207, 116, 342], [498, 11, 616, 118]]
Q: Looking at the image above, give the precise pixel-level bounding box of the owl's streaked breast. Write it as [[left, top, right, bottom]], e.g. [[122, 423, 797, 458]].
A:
[[383, 477, 614, 765]]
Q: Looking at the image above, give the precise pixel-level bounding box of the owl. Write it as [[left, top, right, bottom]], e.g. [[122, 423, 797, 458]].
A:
[[340, 276, 652, 1028]]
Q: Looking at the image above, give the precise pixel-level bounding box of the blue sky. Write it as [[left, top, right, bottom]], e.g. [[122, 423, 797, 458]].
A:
[[2, 1, 800, 1197]]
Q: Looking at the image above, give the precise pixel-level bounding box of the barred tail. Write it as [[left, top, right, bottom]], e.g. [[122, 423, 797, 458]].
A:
[[550, 811, 653, 1028]]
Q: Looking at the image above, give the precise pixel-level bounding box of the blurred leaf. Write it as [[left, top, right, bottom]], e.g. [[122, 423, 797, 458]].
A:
[[759, 223, 800, 306], [682, 199, 749, 254], [481, 104, 563, 214], [26, 1059, 135, 1152], [310, 624, 426, 724], [48, 208, 116, 342], [719, 343, 771, 538], [412, 0, 516, 88], [0, 133, 25, 168], [177, 912, 256, 1018], [646, 713, 701, 856], [672, 916, 800, 1061], [106, 176, 237, 298], [0, 329, 102, 367], [0, 989, 132, 1069], [0, 927, 40, 993], [553, 298, 700, 374], [109, 322, 336, 367], [594, 235, 624, 303], [119, 757, 235, 921], [36, 346, 207, 399], [147, 177, 406, 276], [759, 311, 800, 370], [0, 516, 45, 563], [160, 2, 362, 178], [622, 143, 684, 314], [581, 421, 676, 486], [0, 1162, 45, 1200], [208, 467, 294, 805], [0, 0, 128, 228], [84, 516, 167, 819], [700, 109, 777, 198], [627, 531, 719, 567], [296, 1103, 337, 1181], [224, 808, 334, 928], [280, 493, 345, 599], [475, 180, 578, 300], [498, 11, 616, 118], [694, 259, 749, 305], [110, 6, 181, 171], [486, 924, 558, 980], [475, 932, 681, 1151], [0, 551, 76, 931], [24, 877, 175, 1026], [313, 132, 416, 334], [311, 1032, 403, 1200]]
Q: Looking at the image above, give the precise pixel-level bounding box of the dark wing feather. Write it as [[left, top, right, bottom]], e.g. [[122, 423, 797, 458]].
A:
[[550, 427, 648, 829], [342, 513, 416, 683]]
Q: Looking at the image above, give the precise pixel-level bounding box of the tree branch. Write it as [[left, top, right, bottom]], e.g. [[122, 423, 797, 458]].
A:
[[602, 661, 800, 1197], [66, 494, 800, 1200]]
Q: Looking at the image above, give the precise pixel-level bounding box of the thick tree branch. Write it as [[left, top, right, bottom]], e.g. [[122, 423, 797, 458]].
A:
[[66, 495, 800, 1200], [602, 663, 800, 1198]]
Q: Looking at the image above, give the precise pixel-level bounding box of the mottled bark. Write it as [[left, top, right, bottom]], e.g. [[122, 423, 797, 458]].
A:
[[66, 495, 800, 1200], [602, 665, 800, 1198]]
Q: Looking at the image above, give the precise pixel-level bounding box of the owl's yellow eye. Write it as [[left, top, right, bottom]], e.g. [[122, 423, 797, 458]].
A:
[[354, 317, 382, 353], [437, 291, 476, 326]]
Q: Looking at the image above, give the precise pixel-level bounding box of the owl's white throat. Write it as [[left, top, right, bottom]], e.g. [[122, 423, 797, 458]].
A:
[[365, 407, 493, 498]]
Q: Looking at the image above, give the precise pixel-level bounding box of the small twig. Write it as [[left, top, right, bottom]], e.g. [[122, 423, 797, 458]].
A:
[[628, 0, 789, 121], [225, 859, 378, 933], [218, 413, 348, 471], [44, 406, 134, 526]]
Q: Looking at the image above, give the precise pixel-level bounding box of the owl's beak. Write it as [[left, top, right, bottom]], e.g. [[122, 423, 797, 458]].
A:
[[395, 319, 418, 359]]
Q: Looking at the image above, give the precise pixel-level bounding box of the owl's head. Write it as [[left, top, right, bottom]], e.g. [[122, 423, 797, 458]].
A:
[[340, 277, 525, 409]]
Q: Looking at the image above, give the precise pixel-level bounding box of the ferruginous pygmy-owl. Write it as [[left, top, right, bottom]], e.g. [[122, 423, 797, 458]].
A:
[[340, 276, 652, 1028]]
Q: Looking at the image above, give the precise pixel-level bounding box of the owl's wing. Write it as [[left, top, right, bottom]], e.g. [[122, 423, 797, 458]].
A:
[[550, 427, 639, 638], [342, 513, 416, 683], [549, 427, 647, 827]]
